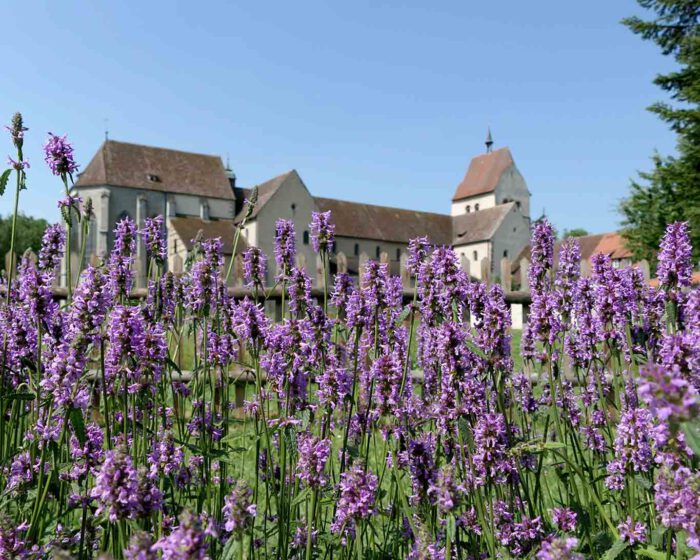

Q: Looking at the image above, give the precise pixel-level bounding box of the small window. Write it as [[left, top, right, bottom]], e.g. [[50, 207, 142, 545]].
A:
[[174, 239, 178, 252], [354, 243, 359, 256], [291, 203, 296, 214], [473, 251, 478, 261], [146, 174, 160, 183], [396, 248, 401, 261], [303, 231, 309, 245], [465, 205, 471, 213], [516, 201, 521, 209], [376, 246, 380, 259], [503, 250, 508, 258], [475, 203, 480, 211]]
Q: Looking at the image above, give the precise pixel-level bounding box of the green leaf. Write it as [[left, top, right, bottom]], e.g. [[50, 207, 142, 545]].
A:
[[1, 391, 36, 401], [602, 540, 630, 560], [681, 420, 700, 456], [0, 169, 11, 196], [68, 407, 87, 447], [636, 547, 667, 560], [634, 473, 652, 490]]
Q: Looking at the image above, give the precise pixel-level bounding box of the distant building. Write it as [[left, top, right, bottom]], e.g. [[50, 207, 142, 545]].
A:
[[72, 135, 532, 286]]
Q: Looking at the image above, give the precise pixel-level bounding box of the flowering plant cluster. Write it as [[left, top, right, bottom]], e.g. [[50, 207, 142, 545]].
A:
[[0, 115, 699, 559]]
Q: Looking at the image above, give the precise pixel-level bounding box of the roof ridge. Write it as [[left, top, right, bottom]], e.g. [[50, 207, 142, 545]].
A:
[[103, 139, 223, 160], [313, 195, 449, 218]]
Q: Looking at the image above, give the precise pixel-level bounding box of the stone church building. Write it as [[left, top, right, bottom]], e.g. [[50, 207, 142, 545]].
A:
[[73, 135, 532, 286]]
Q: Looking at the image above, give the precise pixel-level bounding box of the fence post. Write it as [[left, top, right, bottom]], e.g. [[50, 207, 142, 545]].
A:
[[5, 250, 16, 277], [480, 257, 491, 285], [638, 259, 650, 282], [399, 252, 410, 288], [172, 254, 183, 276], [500, 257, 512, 291], [520, 258, 530, 292], [316, 255, 324, 287], [358, 252, 369, 286], [460, 254, 470, 278], [580, 258, 592, 278], [336, 251, 348, 274]]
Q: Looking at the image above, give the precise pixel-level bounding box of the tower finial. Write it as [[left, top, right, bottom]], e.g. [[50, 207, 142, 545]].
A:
[[485, 127, 493, 153], [104, 118, 109, 142]]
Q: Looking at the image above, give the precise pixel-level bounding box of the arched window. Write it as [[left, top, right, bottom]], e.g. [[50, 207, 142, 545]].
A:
[[396, 248, 401, 261], [291, 203, 296, 214], [474, 203, 480, 211], [303, 231, 309, 245], [116, 210, 131, 223], [503, 250, 508, 258], [516, 201, 521, 209], [473, 250, 478, 261], [465, 205, 471, 213], [354, 243, 359, 256], [376, 246, 381, 259]]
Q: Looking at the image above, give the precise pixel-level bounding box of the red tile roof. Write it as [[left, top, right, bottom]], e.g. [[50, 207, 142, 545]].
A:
[[452, 147, 514, 201], [76, 140, 234, 200]]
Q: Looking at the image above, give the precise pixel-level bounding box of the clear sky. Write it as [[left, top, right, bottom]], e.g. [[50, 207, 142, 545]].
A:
[[0, 0, 678, 235]]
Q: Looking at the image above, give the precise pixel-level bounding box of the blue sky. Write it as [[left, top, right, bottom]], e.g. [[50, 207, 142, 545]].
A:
[[0, 0, 678, 235]]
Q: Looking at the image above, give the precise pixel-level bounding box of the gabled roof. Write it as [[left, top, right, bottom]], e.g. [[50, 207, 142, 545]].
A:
[[595, 232, 633, 260], [169, 217, 247, 255], [314, 197, 453, 245], [234, 170, 298, 222], [452, 147, 514, 201], [76, 140, 234, 200], [452, 203, 515, 245]]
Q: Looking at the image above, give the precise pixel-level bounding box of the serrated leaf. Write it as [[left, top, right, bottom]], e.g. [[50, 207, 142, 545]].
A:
[[68, 407, 87, 446], [2, 391, 36, 401], [0, 169, 11, 196], [636, 547, 667, 560], [602, 539, 630, 560]]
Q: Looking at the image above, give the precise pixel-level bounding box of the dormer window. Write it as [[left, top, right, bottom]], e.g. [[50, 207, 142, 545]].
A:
[[146, 174, 161, 183]]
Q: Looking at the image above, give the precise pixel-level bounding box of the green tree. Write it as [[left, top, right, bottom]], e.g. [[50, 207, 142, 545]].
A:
[[0, 213, 49, 271], [620, 0, 700, 267], [561, 228, 589, 239]]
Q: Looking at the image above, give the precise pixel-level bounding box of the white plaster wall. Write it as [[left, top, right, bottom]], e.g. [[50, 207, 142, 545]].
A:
[[454, 241, 490, 279], [450, 194, 496, 216], [242, 221, 258, 248]]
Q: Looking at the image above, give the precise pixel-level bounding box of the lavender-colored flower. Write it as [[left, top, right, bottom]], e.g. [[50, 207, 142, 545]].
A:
[[287, 266, 312, 316], [6, 112, 27, 149], [428, 465, 460, 512], [555, 237, 581, 317], [639, 363, 698, 424], [654, 464, 700, 552], [243, 246, 267, 288], [407, 236, 431, 275], [536, 537, 582, 560], [297, 433, 331, 487], [407, 433, 437, 502], [38, 223, 65, 273], [91, 448, 162, 522], [317, 356, 352, 410], [606, 406, 654, 489], [108, 217, 138, 298], [187, 237, 223, 315], [309, 210, 335, 253], [125, 532, 157, 560], [551, 507, 577, 532], [222, 480, 256, 537], [473, 412, 517, 486], [141, 215, 167, 265], [529, 218, 555, 293], [274, 219, 296, 277], [657, 221, 692, 292], [44, 132, 79, 177], [617, 517, 647, 545], [7, 156, 29, 171], [331, 466, 378, 535], [153, 510, 210, 560]]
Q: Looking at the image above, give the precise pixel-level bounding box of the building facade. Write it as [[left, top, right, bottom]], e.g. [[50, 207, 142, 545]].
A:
[[72, 137, 532, 286]]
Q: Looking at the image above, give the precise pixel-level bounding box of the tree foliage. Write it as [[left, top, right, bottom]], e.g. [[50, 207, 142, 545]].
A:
[[561, 227, 589, 239], [0, 213, 49, 269], [620, 0, 700, 267]]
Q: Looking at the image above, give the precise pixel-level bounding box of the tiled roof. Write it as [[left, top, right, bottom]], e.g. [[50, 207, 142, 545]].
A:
[[595, 232, 632, 260], [169, 217, 247, 255], [234, 170, 297, 222], [452, 147, 514, 201], [314, 197, 453, 245], [76, 140, 234, 200], [452, 203, 515, 245]]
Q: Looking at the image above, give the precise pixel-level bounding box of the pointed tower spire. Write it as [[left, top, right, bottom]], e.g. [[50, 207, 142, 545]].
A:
[[485, 127, 493, 153]]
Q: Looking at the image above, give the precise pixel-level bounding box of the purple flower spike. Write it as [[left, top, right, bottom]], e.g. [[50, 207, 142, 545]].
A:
[[44, 132, 79, 177], [310, 210, 335, 253]]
